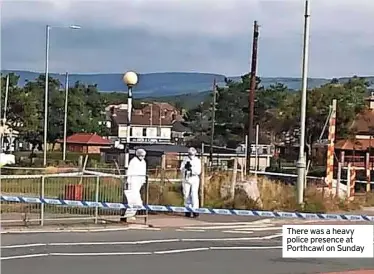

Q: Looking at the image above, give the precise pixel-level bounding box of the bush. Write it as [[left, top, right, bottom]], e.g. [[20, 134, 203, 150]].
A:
[[148, 172, 371, 213]]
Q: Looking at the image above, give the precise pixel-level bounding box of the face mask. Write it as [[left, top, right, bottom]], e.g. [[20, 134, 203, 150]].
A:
[[137, 156, 145, 161]]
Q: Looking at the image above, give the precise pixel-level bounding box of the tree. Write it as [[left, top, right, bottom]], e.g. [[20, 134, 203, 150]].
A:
[[277, 77, 368, 145]]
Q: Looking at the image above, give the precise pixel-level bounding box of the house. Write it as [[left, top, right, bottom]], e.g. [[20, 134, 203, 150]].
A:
[[109, 108, 173, 144], [141, 102, 184, 122], [58, 133, 111, 154], [335, 92, 374, 168]]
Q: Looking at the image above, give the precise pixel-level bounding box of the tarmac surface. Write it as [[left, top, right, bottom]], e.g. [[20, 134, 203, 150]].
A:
[[2, 216, 374, 274]]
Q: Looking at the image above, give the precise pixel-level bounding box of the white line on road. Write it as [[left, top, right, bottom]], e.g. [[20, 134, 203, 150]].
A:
[[154, 247, 210, 254], [1, 235, 282, 250], [50, 252, 153, 256], [49, 239, 180, 246], [221, 231, 255, 234], [1, 246, 286, 261], [0, 228, 132, 234], [0, 226, 160, 234], [1, 243, 47, 249], [181, 236, 277, 242], [234, 227, 282, 231], [262, 234, 282, 239], [210, 246, 282, 250], [0, 253, 49, 261], [181, 224, 275, 230], [175, 229, 207, 232]]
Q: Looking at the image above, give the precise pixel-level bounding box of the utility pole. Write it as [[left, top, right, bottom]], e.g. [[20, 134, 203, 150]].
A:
[[63, 72, 69, 161], [247, 20, 259, 170], [209, 78, 217, 164], [296, 0, 311, 205]]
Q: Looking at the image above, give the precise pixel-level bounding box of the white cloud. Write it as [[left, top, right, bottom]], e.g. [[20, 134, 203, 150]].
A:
[[1, 0, 373, 77]]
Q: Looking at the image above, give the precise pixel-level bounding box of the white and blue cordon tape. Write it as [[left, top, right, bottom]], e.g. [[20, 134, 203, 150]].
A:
[[1, 195, 373, 222]]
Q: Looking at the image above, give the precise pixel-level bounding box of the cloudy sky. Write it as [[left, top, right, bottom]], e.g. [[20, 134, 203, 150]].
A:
[[1, 0, 373, 78]]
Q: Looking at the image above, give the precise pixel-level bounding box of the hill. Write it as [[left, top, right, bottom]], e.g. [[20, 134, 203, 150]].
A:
[[2, 70, 373, 99]]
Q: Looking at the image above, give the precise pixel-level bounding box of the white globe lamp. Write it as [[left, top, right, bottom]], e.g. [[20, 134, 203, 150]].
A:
[[123, 71, 138, 87]]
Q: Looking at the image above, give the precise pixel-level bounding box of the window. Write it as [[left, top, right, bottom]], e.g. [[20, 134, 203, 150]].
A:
[[157, 127, 161, 136], [143, 128, 147, 137], [130, 128, 133, 137]]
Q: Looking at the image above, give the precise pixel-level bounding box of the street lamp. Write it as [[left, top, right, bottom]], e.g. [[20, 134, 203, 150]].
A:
[[43, 24, 81, 167], [296, 0, 311, 205], [121, 71, 138, 218]]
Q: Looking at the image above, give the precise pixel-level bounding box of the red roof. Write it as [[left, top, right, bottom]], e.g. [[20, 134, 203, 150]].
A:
[[58, 133, 111, 146]]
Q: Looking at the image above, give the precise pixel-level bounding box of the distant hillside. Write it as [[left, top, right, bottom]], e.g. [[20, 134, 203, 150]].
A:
[[2, 70, 373, 99], [1, 70, 227, 98]]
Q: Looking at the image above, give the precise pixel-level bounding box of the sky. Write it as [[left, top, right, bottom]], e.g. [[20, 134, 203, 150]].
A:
[[1, 0, 373, 78]]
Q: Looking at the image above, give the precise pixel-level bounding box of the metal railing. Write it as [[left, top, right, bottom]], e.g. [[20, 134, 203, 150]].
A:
[[0, 174, 165, 226]]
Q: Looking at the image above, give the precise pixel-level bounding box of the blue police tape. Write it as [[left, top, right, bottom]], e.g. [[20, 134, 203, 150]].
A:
[[1, 195, 374, 222]]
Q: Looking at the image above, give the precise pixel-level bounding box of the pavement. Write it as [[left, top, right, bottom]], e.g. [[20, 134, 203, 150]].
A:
[[2, 216, 374, 274]]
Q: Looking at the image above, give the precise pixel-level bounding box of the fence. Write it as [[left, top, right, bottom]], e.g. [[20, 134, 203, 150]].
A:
[[0, 174, 156, 227], [2, 161, 373, 227]]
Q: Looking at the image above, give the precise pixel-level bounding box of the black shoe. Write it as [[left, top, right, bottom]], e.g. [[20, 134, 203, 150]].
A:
[[193, 213, 199, 218], [185, 212, 192, 218]]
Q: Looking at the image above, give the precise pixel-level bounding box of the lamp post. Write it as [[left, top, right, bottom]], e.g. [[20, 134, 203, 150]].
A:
[[121, 71, 138, 218], [296, 0, 311, 205], [43, 24, 81, 167], [62, 72, 69, 161]]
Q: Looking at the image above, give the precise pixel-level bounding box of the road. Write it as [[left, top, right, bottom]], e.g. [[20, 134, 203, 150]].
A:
[[2, 221, 374, 274]]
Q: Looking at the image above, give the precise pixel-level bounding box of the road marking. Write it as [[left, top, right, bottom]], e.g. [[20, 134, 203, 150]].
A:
[[222, 231, 254, 234], [262, 234, 282, 239], [234, 227, 282, 231], [2, 235, 283, 250], [154, 248, 210, 254], [0, 226, 159, 234], [1, 246, 284, 261], [1, 253, 48, 261], [181, 224, 275, 230], [1, 243, 47, 249], [49, 239, 180, 246], [0, 228, 131, 234], [175, 229, 206, 232], [210, 246, 282, 250], [181, 236, 278, 242], [50, 252, 153, 256]]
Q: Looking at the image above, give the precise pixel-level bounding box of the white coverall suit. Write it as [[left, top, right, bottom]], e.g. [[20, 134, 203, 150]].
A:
[[180, 155, 202, 209], [124, 156, 147, 217]]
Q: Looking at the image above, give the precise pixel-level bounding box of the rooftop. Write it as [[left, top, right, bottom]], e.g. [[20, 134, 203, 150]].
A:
[[57, 133, 111, 145]]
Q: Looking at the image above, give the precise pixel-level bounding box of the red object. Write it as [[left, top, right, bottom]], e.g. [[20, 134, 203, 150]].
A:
[[64, 184, 83, 200], [57, 133, 111, 146]]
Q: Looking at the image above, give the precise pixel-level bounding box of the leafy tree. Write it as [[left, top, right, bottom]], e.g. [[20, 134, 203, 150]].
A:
[[277, 77, 368, 144]]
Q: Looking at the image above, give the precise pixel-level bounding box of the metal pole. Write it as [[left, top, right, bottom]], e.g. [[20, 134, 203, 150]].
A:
[[247, 20, 259, 167], [43, 25, 50, 167], [209, 78, 217, 164], [244, 135, 248, 176], [3, 75, 9, 123], [63, 72, 69, 161], [95, 176, 100, 224], [40, 176, 45, 226], [296, 0, 311, 205], [121, 85, 132, 217], [255, 124, 259, 172], [0, 74, 2, 154], [336, 162, 342, 197], [200, 142, 205, 207]]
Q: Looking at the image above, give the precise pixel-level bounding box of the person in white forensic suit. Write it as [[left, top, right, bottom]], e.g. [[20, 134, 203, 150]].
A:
[[180, 147, 202, 218], [124, 148, 147, 219]]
